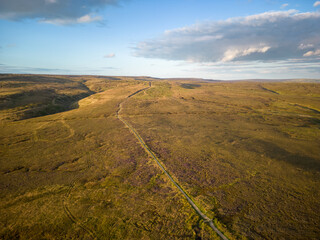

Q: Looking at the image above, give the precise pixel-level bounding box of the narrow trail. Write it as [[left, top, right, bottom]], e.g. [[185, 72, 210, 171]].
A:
[[116, 83, 229, 240], [63, 182, 97, 240], [62, 152, 98, 239], [34, 118, 74, 142]]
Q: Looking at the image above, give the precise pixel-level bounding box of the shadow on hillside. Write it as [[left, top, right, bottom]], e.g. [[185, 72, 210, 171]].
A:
[[0, 74, 96, 121], [0, 90, 93, 121], [247, 139, 320, 172], [180, 83, 202, 89]]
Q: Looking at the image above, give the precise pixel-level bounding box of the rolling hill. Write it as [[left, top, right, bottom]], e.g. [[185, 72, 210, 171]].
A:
[[1, 74, 319, 239]]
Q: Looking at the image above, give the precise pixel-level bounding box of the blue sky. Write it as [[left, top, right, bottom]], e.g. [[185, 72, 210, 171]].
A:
[[0, 0, 319, 80]]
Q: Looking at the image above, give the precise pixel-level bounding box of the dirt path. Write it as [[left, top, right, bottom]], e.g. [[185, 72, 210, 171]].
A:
[[34, 117, 74, 142], [63, 181, 97, 239], [62, 156, 98, 239], [117, 84, 230, 240]]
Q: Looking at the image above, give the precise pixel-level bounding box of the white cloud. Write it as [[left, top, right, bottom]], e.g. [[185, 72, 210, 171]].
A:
[[0, 0, 120, 24], [298, 43, 314, 50], [77, 14, 102, 23], [303, 49, 320, 57], [281, 3, 289, 9], [314, 1, 320, 7], [40, 14, 102, 25], [222, 46, 271, 62], [104, 53, 116, 58], [45, 0, 57, 4], [135, 10, 320, 64]]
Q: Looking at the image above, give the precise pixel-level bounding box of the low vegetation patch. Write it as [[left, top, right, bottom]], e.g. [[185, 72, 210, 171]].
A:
[[180, 83, 202, 89]]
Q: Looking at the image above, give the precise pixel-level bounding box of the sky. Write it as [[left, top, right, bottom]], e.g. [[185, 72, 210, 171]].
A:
[[0, 0, 319, 80]]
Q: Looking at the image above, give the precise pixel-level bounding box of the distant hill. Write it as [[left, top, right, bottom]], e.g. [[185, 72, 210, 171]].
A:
[[229, 78, 320, 83], [161, 78, 221, 82]]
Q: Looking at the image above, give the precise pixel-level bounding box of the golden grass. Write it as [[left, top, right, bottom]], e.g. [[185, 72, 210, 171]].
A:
[[0, 75, 319, 239], [123, 80, 320, 239], [0, 75, 215, 239]]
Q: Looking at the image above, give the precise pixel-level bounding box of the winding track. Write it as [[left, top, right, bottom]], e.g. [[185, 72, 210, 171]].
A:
[[63, 182, 97, 240], [116, 84, 229, 240], [63, 155, 98, 239]]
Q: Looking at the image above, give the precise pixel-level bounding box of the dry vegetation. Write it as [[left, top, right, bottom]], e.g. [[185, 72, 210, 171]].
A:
[[0, 74, 319, 239], [0, 75, 214, 240], [123, 80, 320, 239]]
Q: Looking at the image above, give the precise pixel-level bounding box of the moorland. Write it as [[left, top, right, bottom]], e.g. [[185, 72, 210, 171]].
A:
[[0, 74, 319, 239]]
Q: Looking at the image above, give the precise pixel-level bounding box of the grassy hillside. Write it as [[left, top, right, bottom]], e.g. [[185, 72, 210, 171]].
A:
[[123, 80, 320, 239], [0, 75, 319, 239], [0, 75, 216, 239]]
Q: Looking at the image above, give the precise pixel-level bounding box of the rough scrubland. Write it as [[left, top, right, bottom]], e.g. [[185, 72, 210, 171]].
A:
[[123, 80, 320, 239], [0, 74, 319, 239]]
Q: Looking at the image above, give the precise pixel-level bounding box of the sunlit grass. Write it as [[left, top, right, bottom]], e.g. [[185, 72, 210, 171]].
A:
[[0, 75, 319, 239]]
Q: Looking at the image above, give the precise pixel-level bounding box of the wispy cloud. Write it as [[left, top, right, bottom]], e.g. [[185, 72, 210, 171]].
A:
[[104, 53, 116, 58], [0, 0, 121, 24], [0, 64, 71, 74], [281, 3, 289, 9], [6, 43, 17, 48], [303, 49, 320, 57], [221, 46, 271, 62], [184, 58, 320, 79], [314, 1, 320, 7], [135, 10, 320, 65], [41, 14, 103, 25], [45, 0, 57, 4], [298, 43, 314, 50], [0, 64, 119, 75]]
